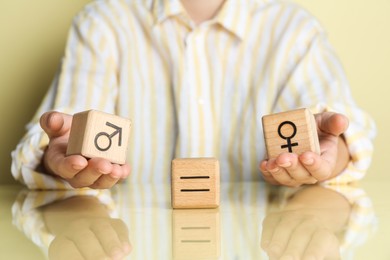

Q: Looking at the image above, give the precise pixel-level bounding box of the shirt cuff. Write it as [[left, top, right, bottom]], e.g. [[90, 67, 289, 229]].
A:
[[309, 103, 376, 184], [11, 127, 73, 190]]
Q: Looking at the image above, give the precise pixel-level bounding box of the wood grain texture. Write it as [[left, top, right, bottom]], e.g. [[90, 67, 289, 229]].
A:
[[66, 110, 131, 164], [171, 158, 220, 209], [262, 108, 320, 159]]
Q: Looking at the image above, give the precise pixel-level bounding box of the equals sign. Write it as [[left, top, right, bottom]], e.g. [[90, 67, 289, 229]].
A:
[[181, 240, 211, 243], [180, 176, 210, 192]]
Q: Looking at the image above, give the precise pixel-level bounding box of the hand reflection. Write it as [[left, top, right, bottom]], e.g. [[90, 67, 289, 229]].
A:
[[261, 185, 351, 260], [40, 195, 131, 260], [49, 217, 131, 260], [262, 211, 340, 260]]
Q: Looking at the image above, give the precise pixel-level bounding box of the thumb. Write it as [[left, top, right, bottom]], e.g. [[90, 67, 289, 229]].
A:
[[40, 111, 73, 139], [315, 112, 349, 137]]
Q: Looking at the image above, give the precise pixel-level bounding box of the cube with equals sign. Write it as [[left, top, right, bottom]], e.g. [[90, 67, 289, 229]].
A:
[[171, 158, 220, 209]]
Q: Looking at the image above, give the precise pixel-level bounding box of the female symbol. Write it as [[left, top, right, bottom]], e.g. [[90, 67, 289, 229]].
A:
[[277, 121, 299, 152]]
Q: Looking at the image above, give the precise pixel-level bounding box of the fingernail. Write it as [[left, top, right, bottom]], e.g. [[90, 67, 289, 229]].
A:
[[279, 162, 291, 167], [110, 247, 124, 260], [110, 172, 121, 178], [99, 169, 110, 174], [262, 171, 271, 177], [303, 158, 314, 165], [269, 244, 282, 255], [72, 164, 84, 170], [269, 167, 280, 173], [261, 240, 270, 249], [45, 112, 54, 126], [122, 242, 132, 253], [303, 256, 316, 260]]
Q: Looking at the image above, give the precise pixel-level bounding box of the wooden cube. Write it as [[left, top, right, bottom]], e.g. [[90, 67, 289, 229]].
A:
[[262, 108, 320, 159], [172, 209, 220, 259], [171, 158, 220, 209], [66, 110, 131, 164]]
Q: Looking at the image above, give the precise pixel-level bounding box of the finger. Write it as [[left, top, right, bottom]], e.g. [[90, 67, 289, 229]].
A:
[[261, 213, 281, 250], [49, 237, 84, 260], [276, 153, 317, 184], [89, 173, 120, 189], [69, 158, 112, 188], [299, 152, 334, 182], [90, 219, 127, 259], [260, 160, 268, 173], [279, 217, 319, 260], [56, 155, 88, 179], [109, 163, 124, 179], [111, 219, 132, 254], [266, 158, 298, 187], [259, 161, 280, 185], [120, 163, 131, 179], [266, 212, 302, 258], [259, 160, 273, 179], [262, 174, 281, 185], [68, 228, 108, 260], [110, 163, 132, 180], [44, 142, 88, 179], [303, 228, 340, 260], [40, 111, 73, 139], [315, 112, 349, 137]]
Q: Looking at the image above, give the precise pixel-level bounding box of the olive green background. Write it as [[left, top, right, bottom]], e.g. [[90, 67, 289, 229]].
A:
[[1, 0, 389, 185]]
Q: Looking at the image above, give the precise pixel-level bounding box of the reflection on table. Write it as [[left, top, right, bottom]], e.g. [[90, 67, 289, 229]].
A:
[[173, 209, 220, 259], [12, 182, 376, 259]]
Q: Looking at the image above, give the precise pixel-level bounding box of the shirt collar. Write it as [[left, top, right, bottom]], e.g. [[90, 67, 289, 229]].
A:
[[152, 0, 260, 40], [213, 0, 253, 40], [152, 0, 186, 25]]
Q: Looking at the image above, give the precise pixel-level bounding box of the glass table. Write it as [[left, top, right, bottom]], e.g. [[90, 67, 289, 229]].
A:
[[0, 175, 388, 259]]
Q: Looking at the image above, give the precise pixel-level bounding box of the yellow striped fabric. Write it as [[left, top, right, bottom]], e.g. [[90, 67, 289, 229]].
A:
[[11, 0, 375, 188]]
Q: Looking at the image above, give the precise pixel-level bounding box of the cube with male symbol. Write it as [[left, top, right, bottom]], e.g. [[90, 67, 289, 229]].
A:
[[66, 110, 131, 164]]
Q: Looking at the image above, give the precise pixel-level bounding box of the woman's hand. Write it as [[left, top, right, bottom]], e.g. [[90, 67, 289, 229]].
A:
[[260, 112, 350, 187]]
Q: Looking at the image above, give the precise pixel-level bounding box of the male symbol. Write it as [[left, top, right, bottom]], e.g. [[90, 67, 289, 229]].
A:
[[94, 122, 123, 152], [278, 121, 298, 153]]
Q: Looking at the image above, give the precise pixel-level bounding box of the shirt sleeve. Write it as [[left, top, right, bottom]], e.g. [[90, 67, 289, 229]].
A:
[[272, 12, 376, 183], [11, 6, 119, 189], [10, 77, 74, 189]]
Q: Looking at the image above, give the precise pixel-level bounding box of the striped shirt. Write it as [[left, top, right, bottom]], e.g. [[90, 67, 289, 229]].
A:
[[11, 0, 376, 189]]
